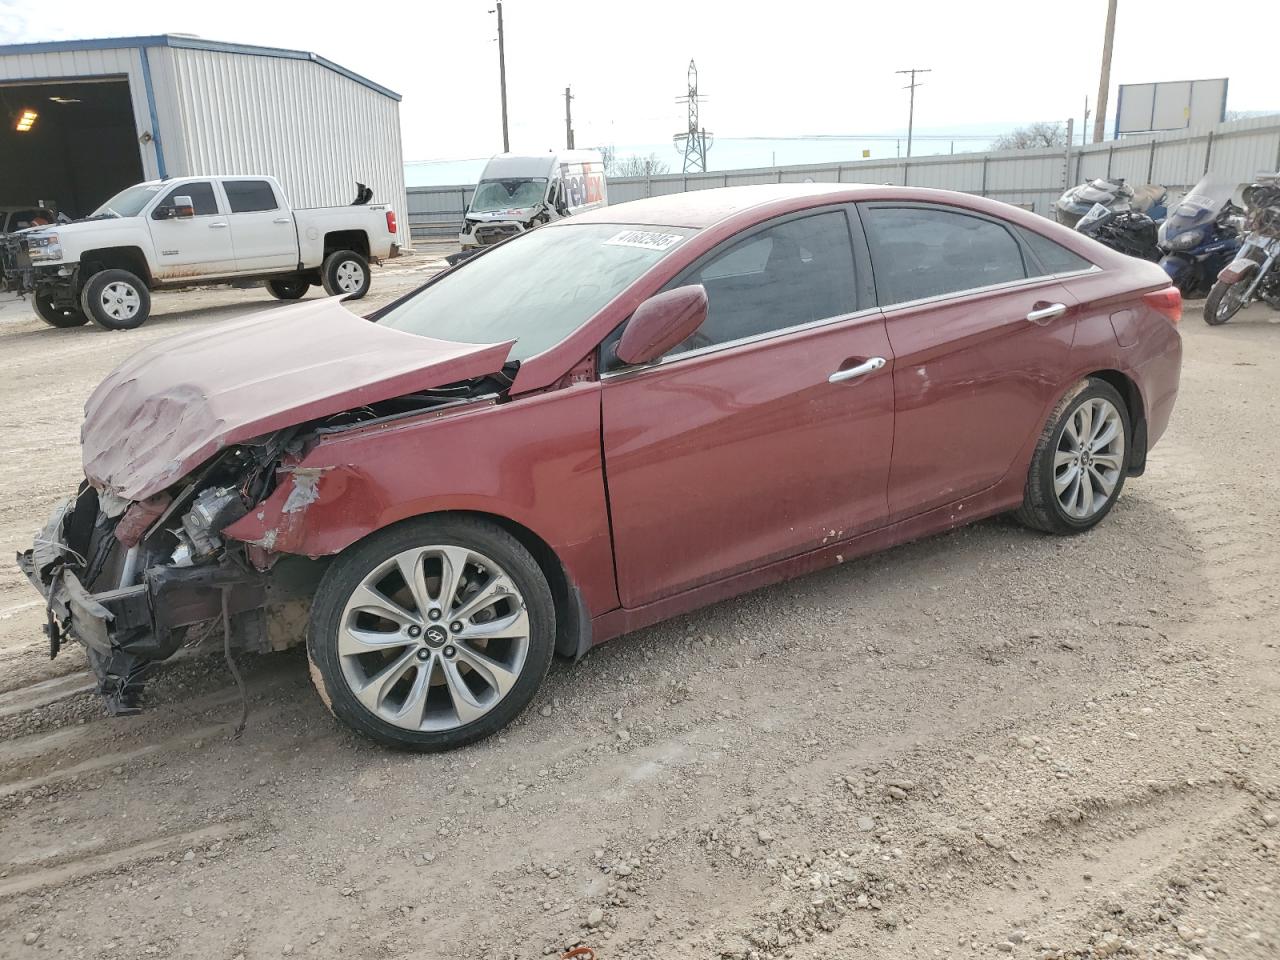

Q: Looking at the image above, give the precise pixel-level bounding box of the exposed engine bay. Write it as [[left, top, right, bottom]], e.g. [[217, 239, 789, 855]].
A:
[[16, 376, 511, 716]]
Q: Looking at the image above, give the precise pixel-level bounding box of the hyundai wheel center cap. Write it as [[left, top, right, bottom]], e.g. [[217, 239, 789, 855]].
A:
[[424, 624, 449, 647]]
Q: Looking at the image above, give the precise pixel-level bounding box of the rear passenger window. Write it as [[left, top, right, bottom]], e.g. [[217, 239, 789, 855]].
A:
[[222, 180, 278, 213], [666, 211, 858, 355], [160, 182, 219, 216], [1018, 227, 1094, 275], [863, 206, 1027, 305]]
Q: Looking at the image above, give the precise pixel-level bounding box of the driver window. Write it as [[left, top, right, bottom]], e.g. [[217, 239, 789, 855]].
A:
[[665, 210, 858, 356], [159, 182, 219, 217]]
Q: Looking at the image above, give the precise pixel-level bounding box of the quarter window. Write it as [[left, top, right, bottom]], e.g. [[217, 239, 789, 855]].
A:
[[863, 206, 1027, 305], [667, 211, 858, 355], [222, 179, 278, 213], [160, 182, 219, 216], [1018, 226, 1094, 275]]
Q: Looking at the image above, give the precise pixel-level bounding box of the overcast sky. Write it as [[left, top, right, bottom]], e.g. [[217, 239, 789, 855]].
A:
[[3, 0, 1278, 162]]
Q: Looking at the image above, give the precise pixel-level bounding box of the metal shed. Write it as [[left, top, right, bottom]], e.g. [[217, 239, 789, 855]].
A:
[[0, 35, 408, 245]]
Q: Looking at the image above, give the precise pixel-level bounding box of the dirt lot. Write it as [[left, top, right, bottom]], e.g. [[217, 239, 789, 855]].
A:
[[0, 269, 1277, 960]]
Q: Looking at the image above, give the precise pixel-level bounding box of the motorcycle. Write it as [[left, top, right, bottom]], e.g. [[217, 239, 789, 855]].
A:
[[1157, 174, 1244, 298], [1075, 202, 1162, 261], [1204, 173, 1280, 325], [1055, 177, 1168, 228]]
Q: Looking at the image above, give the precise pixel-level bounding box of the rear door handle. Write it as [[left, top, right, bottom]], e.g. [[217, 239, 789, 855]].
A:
[[1026, 302, 1068, 324], [209, 222, 229, 229], [828, 356, 886, 384]]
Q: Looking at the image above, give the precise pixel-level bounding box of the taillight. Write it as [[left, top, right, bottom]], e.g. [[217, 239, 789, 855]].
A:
[[1143, 286, 1182, 325], [386, 210, 397, 234]]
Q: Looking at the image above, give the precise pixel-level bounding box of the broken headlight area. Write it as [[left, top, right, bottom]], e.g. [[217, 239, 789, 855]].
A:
[[16, 437, 314, 716]]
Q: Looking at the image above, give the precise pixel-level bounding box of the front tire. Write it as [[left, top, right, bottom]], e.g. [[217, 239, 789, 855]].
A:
[[32, 292, 88, 328], [1015, 378, 1131, 535], [80, 269, 151, 330], [307, 516, 555, 751], [320, 249, 370, 300], [265, 276, 310, 300], [1203, 277, 1250, 325]]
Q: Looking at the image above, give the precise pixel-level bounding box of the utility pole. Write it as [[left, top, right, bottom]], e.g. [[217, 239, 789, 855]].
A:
[[1093, 0, 1117, 143], [674, 60, 712, 173], [564, 86, 575, 149], [492, 1, 509, 152], [896, 67, 931, 158], [1083, 95, 1091, 145]]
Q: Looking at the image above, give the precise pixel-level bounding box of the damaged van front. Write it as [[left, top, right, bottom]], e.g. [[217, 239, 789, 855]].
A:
[[18, 298, 516, 713]]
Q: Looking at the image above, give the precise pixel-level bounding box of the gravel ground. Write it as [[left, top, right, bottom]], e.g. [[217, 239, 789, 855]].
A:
[[0, 274, 1276, 960]]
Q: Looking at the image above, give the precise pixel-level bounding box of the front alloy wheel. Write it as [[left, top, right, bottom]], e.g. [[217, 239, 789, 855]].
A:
[[308, 518, 555, 750]]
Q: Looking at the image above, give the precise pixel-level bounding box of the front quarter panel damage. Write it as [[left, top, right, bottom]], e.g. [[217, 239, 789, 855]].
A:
[[221, 383, 621, 617]]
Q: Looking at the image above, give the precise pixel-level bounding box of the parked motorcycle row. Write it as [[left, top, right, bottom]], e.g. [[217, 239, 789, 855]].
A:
[[1055, 173, 1280, 325]]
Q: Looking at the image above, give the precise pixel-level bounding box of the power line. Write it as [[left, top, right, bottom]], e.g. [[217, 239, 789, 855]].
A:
[[896, 67, 931, 158], [674, 59, 711, 173]]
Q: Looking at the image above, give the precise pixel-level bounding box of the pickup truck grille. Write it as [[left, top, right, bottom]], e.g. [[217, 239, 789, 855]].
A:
[[474, 223, 522, 246]]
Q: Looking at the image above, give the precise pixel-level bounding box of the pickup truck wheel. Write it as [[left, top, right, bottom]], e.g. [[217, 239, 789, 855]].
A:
[[265, 277, 310, 300], [321, 250, 370, 300], [80, 269, 151, 330], [307, 516, 555, 751], [32, 292, 89, 328]]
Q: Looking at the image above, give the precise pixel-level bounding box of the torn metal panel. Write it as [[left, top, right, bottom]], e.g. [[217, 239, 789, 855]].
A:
[[81, 298, 514, 501]]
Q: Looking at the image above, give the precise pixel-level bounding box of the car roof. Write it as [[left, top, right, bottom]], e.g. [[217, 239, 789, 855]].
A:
[[568, 183, 887, 229]]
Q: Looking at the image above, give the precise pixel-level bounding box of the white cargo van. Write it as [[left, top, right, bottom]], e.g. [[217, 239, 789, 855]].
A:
[[459, 151, 607, 250]]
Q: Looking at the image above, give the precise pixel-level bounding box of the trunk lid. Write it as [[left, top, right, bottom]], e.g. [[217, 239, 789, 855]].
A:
[[82, 298, 513, 501]]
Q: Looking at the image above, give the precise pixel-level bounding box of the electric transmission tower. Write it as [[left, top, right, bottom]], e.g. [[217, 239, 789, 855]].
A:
[[674, 59, 712, 173]]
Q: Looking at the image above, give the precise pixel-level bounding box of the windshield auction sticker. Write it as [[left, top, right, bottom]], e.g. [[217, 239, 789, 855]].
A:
[[604, 230, 684, 252]]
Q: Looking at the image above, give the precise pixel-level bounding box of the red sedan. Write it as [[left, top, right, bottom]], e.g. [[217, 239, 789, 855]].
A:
[[20, 184, 1182, 750]]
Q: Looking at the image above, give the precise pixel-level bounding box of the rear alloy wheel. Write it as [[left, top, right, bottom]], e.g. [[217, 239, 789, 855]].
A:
[[1203, 277, 1250, 325], [265, 276, 310, 300], [80, 269, 151, 330], [1015, 379, 1130, 534], [32, 292, 88, 328], [307, 518, 555, 751], [320, 249, 370, 300]]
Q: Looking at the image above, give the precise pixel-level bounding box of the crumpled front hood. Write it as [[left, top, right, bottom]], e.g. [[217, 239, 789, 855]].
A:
[[82, 298, 513, 502]]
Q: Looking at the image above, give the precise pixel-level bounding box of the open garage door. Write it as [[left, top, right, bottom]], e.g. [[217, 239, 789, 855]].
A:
[[0, 77, 144, 221]]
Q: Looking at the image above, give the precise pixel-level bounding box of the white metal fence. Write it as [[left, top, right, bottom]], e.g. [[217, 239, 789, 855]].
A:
[[407, 115, 1280, 241]]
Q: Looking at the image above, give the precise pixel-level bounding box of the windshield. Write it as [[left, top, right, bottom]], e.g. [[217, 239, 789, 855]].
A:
[[1168, 175, 1236, 227], [90, 183, 163, 219], [469, 178, 548, 214], [378, 223, 693, 362]]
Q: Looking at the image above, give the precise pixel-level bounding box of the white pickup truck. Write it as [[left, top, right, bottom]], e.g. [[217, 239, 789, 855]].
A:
[[0, 175, 399, 330]]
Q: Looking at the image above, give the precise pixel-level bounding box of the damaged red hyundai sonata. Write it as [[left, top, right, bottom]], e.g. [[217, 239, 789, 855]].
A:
[[19, 184, 1183, 750]]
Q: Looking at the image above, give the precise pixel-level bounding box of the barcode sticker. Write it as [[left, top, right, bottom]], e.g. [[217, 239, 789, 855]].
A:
[[604, 230, 684, 251]]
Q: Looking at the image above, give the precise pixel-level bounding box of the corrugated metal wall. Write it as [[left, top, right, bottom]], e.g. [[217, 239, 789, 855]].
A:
[[408, 115, 1280, 239], [157, 47, 408, 245]]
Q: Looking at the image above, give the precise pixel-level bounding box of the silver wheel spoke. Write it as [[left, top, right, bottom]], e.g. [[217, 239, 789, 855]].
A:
[[454, 644, 520, 697], [437, 546, 471, 611], [394, 550, 433, 617], [1075, 404, 1093, 447], [1088, 465, 1116, 497], [339, 625, 412, 656], [1054, 449, 1077, 468], [389, 661, 432, 726], [348, 582, 417, 627], [1054, 463, 1080, 495], [1078, 467, 1095, 516], [451, 575, 509, 623], [353, 648, 418, 713], [461, 607, 530, 641], [441, 659, 488, 725], [1091, 452, 1123, 472]]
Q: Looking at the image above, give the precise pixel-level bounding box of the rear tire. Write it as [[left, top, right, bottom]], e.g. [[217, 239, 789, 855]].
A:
[[80, 269, 151, 331], [320, 249, 370, 300], [265, 276, 310, 300], [1203, 278, 1249, 325], [32, 292, 88, 328], [307, 516, 555, 752], [1015, 378, 1131, 535]]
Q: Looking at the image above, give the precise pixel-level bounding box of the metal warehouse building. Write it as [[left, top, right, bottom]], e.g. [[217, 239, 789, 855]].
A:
[[0, 35, 408, 245]]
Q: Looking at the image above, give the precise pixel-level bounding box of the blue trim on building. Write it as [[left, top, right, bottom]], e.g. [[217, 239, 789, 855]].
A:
[[0, 34, 401, 101], [137, 45, 167, 178]]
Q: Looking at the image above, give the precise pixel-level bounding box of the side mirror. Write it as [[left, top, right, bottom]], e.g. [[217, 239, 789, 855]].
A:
[[171, 196, 195, 219], [615, 285, 709, 365]]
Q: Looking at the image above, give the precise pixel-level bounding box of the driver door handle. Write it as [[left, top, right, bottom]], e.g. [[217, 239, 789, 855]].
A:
[[273, 217, 291, 224], [1026, 302, 1068, 324], [209, 222, 229, 229], [828, 356, 886, 384]]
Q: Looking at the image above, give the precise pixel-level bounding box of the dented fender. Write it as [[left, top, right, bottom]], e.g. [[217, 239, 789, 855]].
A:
[[221, 382, 622, 617]]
